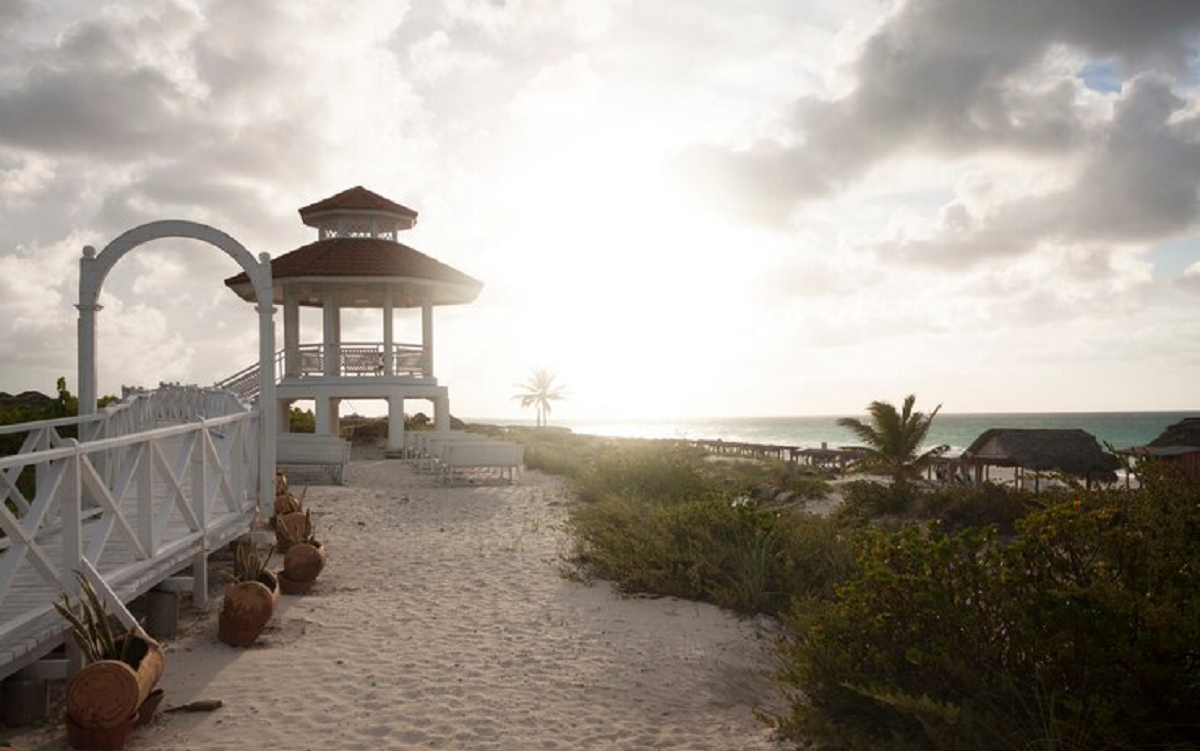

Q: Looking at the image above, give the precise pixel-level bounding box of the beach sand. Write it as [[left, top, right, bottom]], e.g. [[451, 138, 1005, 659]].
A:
[[6, 457, 783, 750]]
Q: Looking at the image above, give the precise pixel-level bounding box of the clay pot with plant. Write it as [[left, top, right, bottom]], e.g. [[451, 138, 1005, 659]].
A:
[[277, 510, 326, 595], [55, 573, 165, 750], [217, 540, 277, 648]]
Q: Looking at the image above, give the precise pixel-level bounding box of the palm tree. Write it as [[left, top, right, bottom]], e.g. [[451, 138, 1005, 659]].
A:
[[513, 368, 567, 428], [837, 394, 947, 485]]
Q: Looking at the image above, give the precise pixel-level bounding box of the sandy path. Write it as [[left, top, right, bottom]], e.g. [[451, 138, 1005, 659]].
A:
[[7, 461, 783, 750]]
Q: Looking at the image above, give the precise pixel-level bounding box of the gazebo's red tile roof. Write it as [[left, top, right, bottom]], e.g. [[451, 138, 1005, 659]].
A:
[[224, 237, 482, 289], [298, 186, 418, 219]]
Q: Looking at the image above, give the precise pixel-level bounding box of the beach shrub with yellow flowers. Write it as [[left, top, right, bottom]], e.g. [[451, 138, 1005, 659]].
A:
[[770, 461, 1200, 751]]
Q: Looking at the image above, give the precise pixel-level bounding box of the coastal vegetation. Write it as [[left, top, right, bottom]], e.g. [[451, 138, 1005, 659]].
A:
[[776, 463, 1199, 751], [487, 396, 1199, 751]]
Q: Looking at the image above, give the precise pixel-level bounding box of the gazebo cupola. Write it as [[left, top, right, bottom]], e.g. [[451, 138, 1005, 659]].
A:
[[301, 185, 418, 240], [223, 186, 482, 452]]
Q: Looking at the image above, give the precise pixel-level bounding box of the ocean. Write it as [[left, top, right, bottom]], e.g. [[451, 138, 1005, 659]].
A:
[[475, 411, 1197, 453]]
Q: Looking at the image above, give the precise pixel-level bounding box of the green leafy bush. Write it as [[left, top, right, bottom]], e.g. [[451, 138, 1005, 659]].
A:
[[288, 406, 315, 433], [781, 471, 834, 500], [571, 496, 855, 615], [571, 442, 711, 504], [911, 481, 1038, 535], [835, 479, 915, 520], [772, 465, 1200, 750]]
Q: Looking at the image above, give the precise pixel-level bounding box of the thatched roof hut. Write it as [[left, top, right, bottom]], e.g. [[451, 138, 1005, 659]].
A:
[[1129, 417, 1200, 482], [1148, 417, 1200, 449], [962, 428, 1120, 487]]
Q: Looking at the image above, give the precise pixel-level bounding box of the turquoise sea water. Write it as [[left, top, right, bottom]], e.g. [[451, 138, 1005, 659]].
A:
[[478, 412, 1197, 453]]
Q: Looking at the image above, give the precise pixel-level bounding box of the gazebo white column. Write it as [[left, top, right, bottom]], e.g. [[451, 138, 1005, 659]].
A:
[[434, 394, 450, 431], [283, 287, 300, 378], [383, 287, 395, 376], [322, 289, 340, 377], [421, 301, 434, 378], [388, 394, 404, 454]]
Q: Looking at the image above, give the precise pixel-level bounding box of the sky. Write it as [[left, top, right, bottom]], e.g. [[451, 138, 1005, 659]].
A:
[[0, 0, 1198, 420]]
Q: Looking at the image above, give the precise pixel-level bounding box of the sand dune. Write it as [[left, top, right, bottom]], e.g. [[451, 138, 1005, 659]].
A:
[[7, 460, 782, 750]]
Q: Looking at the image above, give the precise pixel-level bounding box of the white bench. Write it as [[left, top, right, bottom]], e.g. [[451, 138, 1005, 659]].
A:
[[277, 434, 352, 485], [439, 441, 524, 486], [414, 432, 485, 472], [405, 430, 460, 463]]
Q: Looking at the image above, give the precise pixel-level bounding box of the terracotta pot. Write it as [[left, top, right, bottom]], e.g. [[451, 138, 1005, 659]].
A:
[[65, 635, 164, 730], [277, 570, 315, 595], [65, 709, 137, 751], [134, 688, 164, 728], [218, 580, 274, 647], [283, 542, 326, 583], [274, 511, 311, 553], [258, 570, 280, 603]]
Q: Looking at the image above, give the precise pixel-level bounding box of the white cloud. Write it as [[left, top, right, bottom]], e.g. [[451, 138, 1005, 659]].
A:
[[508, 54, 601, 122]]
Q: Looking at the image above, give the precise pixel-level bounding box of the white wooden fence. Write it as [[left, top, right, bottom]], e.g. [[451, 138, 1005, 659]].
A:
[[0, 385, 260, 681]]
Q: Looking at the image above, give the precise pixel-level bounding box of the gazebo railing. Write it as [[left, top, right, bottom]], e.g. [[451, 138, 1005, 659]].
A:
[[292, 342, 426, 378], [214, 342, 430, 403]]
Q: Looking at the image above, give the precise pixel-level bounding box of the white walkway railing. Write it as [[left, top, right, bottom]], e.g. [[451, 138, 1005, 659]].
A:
[[0, 385, 259, 681]]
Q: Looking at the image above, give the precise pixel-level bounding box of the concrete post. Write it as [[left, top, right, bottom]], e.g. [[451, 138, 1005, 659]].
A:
[[315, 397, 334, 436], [434, 394, 450, 431], [283, 287, 300, 377], [421, 301, 433, 378], [323, 289, 340, 377], [255, 252, 276, 514], [388, 394, 404, 455], [76, 303, 101, 416], [77, 245, 101, 416], [383, 287, 395, 376]]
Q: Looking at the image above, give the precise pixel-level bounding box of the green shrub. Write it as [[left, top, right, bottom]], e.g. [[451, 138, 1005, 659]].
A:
[[781, 471, 834, 500], [772, 466, 1200, 750], [836, 479, 915, 520], [572, 442, 711, 504], [911, 482, 1037, 535], [288, 406, 315, 433], [571, 496, 855, 616]]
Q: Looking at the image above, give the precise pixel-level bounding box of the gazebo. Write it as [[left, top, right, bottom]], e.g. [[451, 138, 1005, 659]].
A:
[[961, 428, 1120, 490], [222, 186, 482, 454]]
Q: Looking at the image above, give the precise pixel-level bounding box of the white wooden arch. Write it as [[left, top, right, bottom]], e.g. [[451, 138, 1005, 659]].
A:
[[77, 219, 276, 507]]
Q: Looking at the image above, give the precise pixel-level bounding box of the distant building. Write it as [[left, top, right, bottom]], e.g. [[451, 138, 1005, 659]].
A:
[[1124, 417, 1200, 482], [961, 428, 1120, 490]]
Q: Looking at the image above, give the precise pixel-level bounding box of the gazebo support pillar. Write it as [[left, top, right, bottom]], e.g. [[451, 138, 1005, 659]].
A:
[[383, 288, 395, 376], [422, 301, 434, 378], [434, 395, 450, 431], [388, 395, 404, 454], [283, 289, 300, 377], [323, 290, 340, 377]]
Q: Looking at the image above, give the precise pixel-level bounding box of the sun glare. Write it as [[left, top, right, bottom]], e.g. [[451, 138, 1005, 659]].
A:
[[486, 121, 768, 416]]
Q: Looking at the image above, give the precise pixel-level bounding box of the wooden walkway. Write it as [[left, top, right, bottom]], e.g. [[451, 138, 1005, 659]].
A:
[[0, 389, 260, 681]]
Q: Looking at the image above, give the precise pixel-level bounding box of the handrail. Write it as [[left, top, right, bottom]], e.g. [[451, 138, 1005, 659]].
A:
[[0, 385, 260, 673]]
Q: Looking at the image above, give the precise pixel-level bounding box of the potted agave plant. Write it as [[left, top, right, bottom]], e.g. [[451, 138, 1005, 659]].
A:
[[217, 540, 277, 648], [55, 573, 165, 750], [277, 510, 326, 595]]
